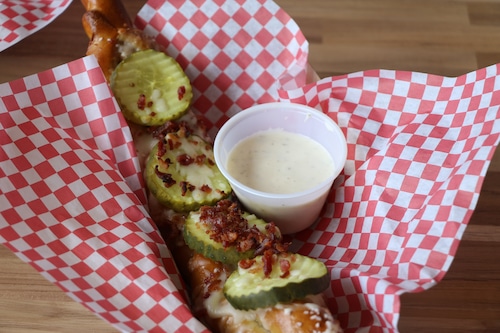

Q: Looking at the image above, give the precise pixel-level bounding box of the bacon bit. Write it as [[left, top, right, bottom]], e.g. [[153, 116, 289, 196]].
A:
[[200, 200, 254, 250], [279, 258, 291, 278], [147, 101, 153, 108], [154, 165, 176, 187], [202, 274, 217, 299], [157, 158, 170, 170], [239, 258, 255, 269], [207, 158, 215, 166], [180, 181, 195, 196], [178, 86, 186, 100], [200, 184, 212, 193], [177, 124, 190, 139], [204, 277, 222, 299], [152, 121, 193, 139], [164, 138, 172, 151], [177, 153, 194, 166], [157, 139, 167, 157], [199, 260, 228, 299], [280, 270, 291, 278], [262, 250, 274, 278], [152, 121, 179, 138], [254, 224, 288, 257], [195, 154, 206, 165], [137, 94, 146, 110], [200, 200, 290, 276], [165, 135, 182, 150]]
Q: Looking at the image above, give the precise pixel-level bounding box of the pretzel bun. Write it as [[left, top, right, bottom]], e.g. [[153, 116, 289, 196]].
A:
[[80, 0, 152, 81], [81, 0, 132, 32], [82, 10, 120, 81], [188, 253, 342, 333]]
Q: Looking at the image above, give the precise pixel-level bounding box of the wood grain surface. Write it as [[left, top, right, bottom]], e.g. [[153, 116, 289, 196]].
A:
[[0, 0, 499, 332]]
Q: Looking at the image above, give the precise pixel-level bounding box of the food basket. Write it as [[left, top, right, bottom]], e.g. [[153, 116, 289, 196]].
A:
[[1, 1, 499, 332]]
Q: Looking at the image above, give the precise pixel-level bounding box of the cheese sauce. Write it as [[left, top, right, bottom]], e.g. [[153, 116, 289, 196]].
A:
[[226, 129, 334, 194]]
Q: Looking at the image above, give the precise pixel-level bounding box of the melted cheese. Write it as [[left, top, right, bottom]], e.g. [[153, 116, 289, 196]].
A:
[[202, 277, 341, 333]]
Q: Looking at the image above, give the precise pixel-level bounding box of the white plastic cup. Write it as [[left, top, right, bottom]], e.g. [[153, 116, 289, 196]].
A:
[[214, 102, 347, 234]]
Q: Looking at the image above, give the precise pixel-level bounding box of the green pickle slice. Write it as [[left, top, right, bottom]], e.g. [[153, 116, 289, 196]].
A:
[[184, 210, 276, 267], [224, 252, 330, 310], [144, 130, 232, 212], [110, 49, 193, 126]]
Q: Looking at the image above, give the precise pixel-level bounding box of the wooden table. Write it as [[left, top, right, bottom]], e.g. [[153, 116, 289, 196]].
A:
[[0, 1, 499, 332]]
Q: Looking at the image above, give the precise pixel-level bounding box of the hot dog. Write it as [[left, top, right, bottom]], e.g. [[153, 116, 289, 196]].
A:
[[80, 1, 342, 332]]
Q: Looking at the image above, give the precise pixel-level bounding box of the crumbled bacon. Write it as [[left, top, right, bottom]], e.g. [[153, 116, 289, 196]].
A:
[[167, 136, 182, 150], [200, 184, 212, 193], [203, 275, 222, 299], [177, 123, 191, 139], [215, 189, 226, 195], [154, 166, 176, 187], [177, 153, 194, 166], [137, 94, 146, 110], [157, 138, 167, 157], [152, 121, 179, 138], [152, 120, 193, 139], [152, 121, 209, 194], [279, 258, 291, 278], [262, 249, 274, 277], [178, 85, 186, 100], [157, 158, 170, 170], [195, 154, 206, 165], [254, 223, 288, 257], [239, 258, 255, 269], [201, 200, 290, 277], [180, 181, 195, 196]]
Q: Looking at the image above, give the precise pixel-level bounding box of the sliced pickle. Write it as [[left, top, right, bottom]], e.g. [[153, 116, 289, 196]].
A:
[[110, 49, 192, 126], [183, 207, 278, 267], [144, 129, 231, 212], [224, 252, 329, 310]]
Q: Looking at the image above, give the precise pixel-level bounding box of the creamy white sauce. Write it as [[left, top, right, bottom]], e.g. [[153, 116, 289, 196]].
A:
[[226, 129, 334, 194]]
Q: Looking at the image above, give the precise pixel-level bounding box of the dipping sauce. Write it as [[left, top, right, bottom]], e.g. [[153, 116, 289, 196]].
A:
[[226, 129, 335, 194]]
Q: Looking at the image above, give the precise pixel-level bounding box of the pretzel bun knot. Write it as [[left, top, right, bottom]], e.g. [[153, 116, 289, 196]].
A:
[[80, 0, 153, 81]]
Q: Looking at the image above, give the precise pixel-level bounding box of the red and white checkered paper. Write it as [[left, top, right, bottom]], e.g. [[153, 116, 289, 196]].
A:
[[279, 68, 500, 331], [0, 0, 72, 52], [1, 0, 500, 332], [0, 56, 206, 333]]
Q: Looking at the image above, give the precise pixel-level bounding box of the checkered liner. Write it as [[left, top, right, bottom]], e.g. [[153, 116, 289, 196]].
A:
[[1, 0, 500, 332], [0, 56, 208, 333], [278, 68, 500, 331], [0, 0, 71, 52]]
